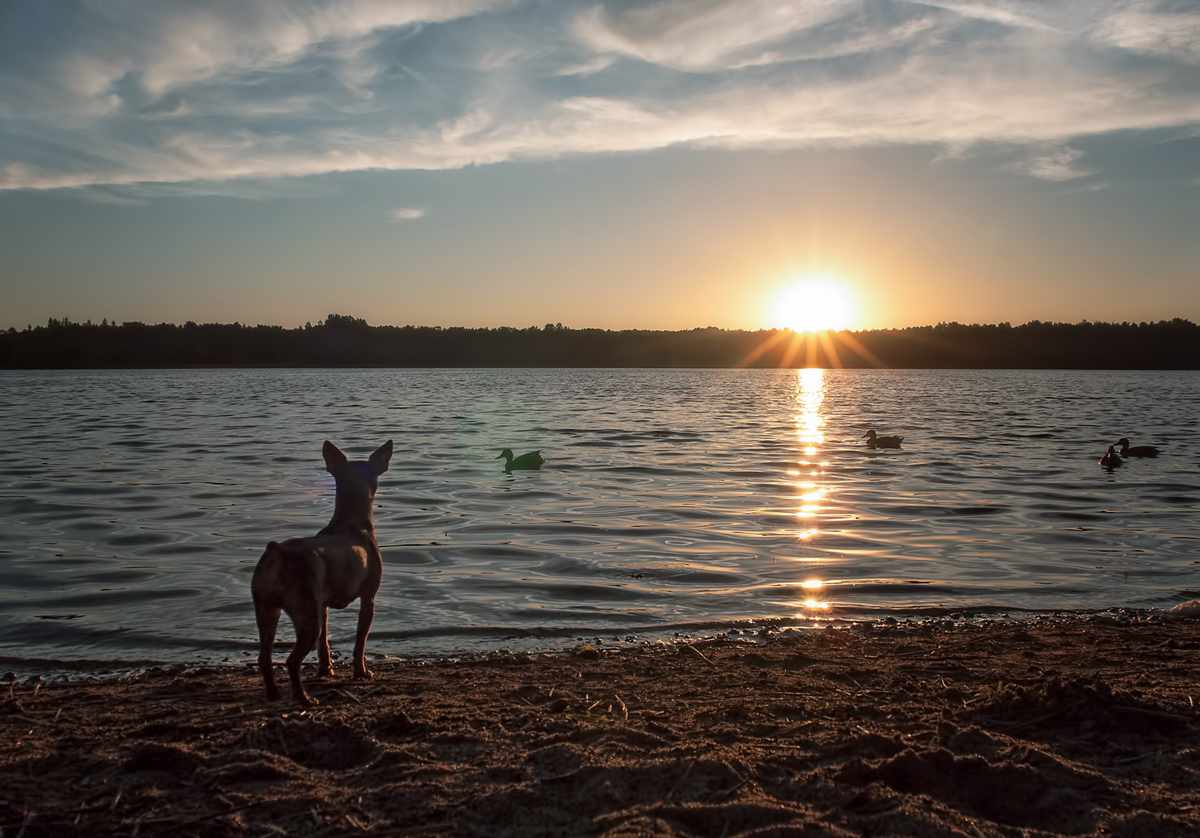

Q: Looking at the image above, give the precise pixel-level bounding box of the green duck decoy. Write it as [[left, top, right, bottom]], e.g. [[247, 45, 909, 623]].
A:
[[497, 448, 545, 471], [1099, 446, 1123, 469], [1115, 438, 1160, 458], [863, 430, 903, 449]]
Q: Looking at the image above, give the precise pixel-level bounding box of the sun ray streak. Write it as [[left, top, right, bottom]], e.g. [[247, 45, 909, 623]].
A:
[[817, 330, 844, 369], [831, 330, 886, 368], [779, 331, 805, 368], [738, 329, 791, 367]]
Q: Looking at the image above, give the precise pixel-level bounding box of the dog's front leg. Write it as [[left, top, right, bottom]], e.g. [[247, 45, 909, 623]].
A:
[[316, 607, 333, 678], [352, 595, 375, 680], [286, 603, 321, 706]]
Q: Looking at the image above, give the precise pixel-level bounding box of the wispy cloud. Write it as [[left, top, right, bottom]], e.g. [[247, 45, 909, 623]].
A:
[[1011, 143, 1093, 181], [572, 0, 853, 71], [1089, 3, 1200, 62], [1, 0, 1198, 191], [554, 55, 616, 76], [390, 206, 426, 221]]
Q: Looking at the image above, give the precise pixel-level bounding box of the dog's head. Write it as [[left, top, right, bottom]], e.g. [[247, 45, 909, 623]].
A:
[[323, 440, 393, 497]]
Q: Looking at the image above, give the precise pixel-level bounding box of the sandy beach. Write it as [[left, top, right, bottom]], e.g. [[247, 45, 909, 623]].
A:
[[3, 615, 1198, 837]]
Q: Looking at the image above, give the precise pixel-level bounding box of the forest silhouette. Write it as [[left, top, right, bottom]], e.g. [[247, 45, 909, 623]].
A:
[[2, 315, 1197, 369]]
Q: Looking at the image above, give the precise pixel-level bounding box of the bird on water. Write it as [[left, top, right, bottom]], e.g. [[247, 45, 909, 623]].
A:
[[1115, 438, 1160, 458], [863, 430, 903, 449], [497, 449, 545, 471], [1100, 446, 1123, 469]]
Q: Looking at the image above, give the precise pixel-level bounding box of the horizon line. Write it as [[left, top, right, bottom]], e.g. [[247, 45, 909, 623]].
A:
[[9, 316, 1198, 334]]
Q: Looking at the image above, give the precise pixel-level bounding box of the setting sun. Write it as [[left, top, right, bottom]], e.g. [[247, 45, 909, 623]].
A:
[[770, 278, 857, 332]]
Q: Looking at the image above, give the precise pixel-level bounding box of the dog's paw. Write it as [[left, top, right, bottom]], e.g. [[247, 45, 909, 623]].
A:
[[352, 668, 374, 681]]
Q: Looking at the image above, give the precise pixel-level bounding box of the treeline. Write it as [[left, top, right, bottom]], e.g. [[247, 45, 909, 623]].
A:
[[1, 315, 1198, 369]]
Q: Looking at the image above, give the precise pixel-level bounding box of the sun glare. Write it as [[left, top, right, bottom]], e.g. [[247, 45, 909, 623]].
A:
[[771, 278, 857, 332]]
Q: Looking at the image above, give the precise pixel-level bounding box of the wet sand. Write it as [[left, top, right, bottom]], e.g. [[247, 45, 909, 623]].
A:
[[2, 615, 1198, 837]]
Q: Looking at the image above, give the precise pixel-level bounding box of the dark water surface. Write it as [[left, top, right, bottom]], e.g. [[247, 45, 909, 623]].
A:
[[1, 368, 1198, 667]]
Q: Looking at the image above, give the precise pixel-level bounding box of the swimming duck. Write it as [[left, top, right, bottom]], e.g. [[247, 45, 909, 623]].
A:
[[1099, 446, 1123, 469], [497, 448, 545, 471], [1115, 438, 1160, 458], [863, 430, 903, 449]]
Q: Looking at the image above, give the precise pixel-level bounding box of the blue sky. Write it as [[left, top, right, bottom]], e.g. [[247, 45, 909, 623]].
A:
[[1, 0, 1198, 331]]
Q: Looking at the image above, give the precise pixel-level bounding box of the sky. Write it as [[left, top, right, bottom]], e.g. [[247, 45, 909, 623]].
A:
[[1, 0, 1198, 332]]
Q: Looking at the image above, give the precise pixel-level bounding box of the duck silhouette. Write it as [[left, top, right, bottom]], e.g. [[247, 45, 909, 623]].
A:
[[1099, 446, 1123, 469], [863, 430, 903, 449], [1115, 438, 1160, 458], [497, 448, 545, 471]]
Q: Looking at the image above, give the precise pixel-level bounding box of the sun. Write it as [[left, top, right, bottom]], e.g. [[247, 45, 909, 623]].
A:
[[770, 278, 857, 332]]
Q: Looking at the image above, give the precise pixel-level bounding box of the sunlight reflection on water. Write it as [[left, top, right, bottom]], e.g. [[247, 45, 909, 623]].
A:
[[791, 368, 832, 620]]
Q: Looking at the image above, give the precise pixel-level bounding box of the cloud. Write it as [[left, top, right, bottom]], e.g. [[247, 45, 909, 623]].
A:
[[915, 1, 1061, 32], [390, 206, 426, 221], [569, 0, 1063, 71], [1089, 3, 1200, 63], [554, 55, 616, 76], [1, 0, 1199, 191], [1011, 143, 1093, 181], [66, 1, 501, 103], [572, 0, 855, 71]]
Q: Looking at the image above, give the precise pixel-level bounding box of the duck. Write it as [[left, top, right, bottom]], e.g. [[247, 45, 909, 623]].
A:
[[496, 448, 545, 471], [1115, 438, 1160, 458], [1099, 446, 1123, 469], [862, 430, 903, 449]]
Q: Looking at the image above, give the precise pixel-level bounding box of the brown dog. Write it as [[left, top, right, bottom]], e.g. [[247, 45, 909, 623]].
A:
[[251, 440, 393, 705]]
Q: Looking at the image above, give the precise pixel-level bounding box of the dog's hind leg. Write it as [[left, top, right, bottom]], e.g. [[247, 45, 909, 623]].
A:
[[352, 595, 375, 680], [254, 603, 282, 701], [286, 601, 323, 706], [252, 542, 287, 701]]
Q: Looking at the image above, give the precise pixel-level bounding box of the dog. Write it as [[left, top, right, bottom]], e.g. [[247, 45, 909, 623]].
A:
[[251, 439, 393, 705]]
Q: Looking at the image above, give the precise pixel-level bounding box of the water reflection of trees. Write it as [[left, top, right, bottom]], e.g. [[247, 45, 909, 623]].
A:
[[3, 316, 1198, 369]]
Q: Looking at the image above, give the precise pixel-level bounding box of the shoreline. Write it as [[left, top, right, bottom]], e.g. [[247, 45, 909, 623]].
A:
[[3, 607, 1197, 679], [3, 615, 1198, 837], [1, 607, 1192, 682]]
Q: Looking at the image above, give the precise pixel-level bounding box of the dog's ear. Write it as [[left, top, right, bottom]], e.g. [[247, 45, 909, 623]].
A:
[[370, 440, 393, 474], [322, 441, 348, 472]]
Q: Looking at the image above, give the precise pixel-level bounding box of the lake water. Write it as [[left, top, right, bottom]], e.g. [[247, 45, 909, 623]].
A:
[[1, 368, 1198, 670]]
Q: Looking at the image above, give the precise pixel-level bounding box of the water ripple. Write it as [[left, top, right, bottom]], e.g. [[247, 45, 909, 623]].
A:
[[0, 367, 1197, 664]]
